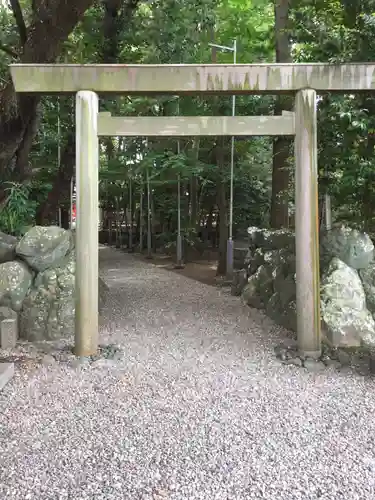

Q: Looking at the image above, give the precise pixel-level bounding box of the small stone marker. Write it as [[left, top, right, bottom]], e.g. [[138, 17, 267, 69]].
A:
[[0, 363, 14, 390], [0, 318, 17, 349]]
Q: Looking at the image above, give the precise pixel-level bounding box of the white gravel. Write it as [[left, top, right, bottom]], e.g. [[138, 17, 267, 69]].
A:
[[1, 246, 375, 500]]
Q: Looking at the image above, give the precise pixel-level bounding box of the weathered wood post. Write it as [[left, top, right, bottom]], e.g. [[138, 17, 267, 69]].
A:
[[295, 89, 321, 357], [75, 91, 99, 356]]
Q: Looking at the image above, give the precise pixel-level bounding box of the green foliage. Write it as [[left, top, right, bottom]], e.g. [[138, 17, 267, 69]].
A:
[[0, 182, 37, 236], [2, 0, 375, 241]]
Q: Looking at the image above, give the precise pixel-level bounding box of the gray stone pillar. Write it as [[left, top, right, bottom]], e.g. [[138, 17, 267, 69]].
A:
[[295, 89, 321, 358], [75, 91, 99, 356]]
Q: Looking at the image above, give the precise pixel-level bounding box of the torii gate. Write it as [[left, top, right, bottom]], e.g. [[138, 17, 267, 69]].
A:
[[10, 63, 375, 358]]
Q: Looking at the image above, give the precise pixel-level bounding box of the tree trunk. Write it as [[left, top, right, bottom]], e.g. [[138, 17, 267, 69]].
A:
[[206, 207, 214, 244], [36, 131, 75, 224], [216, 137, 228, 276], [0, 0, 97, 195], [360, 94, 375, 232], [183, 180, 190, 226], [1, 0, 140, 207], [60, 207, 70, 229], [190, 138, 200, 231], [270, 0, 293, 229], [209, 28, 228, 274]]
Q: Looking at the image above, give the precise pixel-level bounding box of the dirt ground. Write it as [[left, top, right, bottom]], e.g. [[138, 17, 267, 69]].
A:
[[132, 251, 229, 287]]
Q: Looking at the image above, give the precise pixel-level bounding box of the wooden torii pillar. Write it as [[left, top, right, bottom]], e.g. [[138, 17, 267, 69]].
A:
[[10, 62, 375, 357]]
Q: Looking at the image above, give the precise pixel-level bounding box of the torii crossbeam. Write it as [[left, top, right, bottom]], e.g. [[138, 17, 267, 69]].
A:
[[10, 63, 375, 94]]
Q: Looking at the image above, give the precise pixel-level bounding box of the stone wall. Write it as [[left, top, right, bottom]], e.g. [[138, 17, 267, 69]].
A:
[[0, 226, 106, 344], [235, 225, 375, 348]]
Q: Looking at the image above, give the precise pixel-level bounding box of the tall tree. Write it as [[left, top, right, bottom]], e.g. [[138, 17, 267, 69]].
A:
[[0, 0, 97, 204], [35, 0, 140, 223], [270, 0, 292, 228]]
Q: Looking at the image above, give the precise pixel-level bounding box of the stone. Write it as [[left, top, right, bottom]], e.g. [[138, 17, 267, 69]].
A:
[[280, 338, 298, 350], [242, 276, 262, 309], [70, 357, 91, 369], [248, 247, 264, 275], [359, 263, 375, 314], [303, 359, 326, 372], [242, 265, 273, 309], [0, 306, 17, 321], [113, 350, 125, 362], [233, 248, 247, 270], [0, 231, 17, 263], [283, 357, 303, 367], [242, 225, 375, 346], [281, 300, 297, 331], [256, 265, 274, 302], [19, 250, 107, 342], [324, 358, 342, 369], [265, 292, 297, 332], [231, 269, 248, 296], [244, 249, 252, 266], [273, 273, 296, 308], [92, 358, 117, 368], [0, 363, 14, 390], [0, 318, 17, 348], [16, 225, 72, 272], [337, 350, 351, 366], [41, 354, 56, 366], [247, 226, 265, 248], [320, 226, 374, 271], [320, 258, 375, 347], [262, 229, 295, 251], [370, 354, 375, 374], [0, 260, 33, 311], [247, 227, 295, 251], [266, 292, 283, 322], [19, 250, 75, 341], [274, 344, 286, 359], [251, 247, 295, 296]]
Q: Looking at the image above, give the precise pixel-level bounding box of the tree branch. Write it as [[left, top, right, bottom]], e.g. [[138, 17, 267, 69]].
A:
[[0, 42, 18, 58], [9, 0, 27, 46]]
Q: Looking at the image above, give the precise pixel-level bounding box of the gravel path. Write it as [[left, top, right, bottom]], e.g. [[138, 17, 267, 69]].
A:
[[1, 247, 375, 500]]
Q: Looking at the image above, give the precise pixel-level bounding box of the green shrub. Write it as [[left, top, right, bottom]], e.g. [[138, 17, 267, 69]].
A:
[[0, 182, 37, 236]]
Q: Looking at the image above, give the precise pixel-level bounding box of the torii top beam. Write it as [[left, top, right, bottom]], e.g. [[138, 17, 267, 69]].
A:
[[9, 63, 375, 95]]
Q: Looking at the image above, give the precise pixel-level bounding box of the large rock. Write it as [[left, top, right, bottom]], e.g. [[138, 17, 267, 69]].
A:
[[263, 249, 295, 276], [16, 226, 72, 272], [282, 300, 297, 332], [20, 251, 75, 341], [273, 273, 296, 308], [262, 229, 295, 251], [19, 250, 107, 341], [263, 249, 296, 308], [320, 226, 374, 271], [320, 258, 375, 347], [359, 264, 375, 315], [0, 261, 33, 312], [233, 247, 248, 270], [247, 227, 295, 251], [247, 247, 265, 275], [242, 225, 375, 344], [19, 243, 72, 341], [231, 269, 247, 296], [266, 292, 297, 332], [0, 231, 17, 263], [247, 226, 265, 249], [241, 265, 273, 309]]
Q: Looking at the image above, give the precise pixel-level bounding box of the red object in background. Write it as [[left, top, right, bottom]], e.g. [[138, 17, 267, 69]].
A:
[[72, 204, 76, 221]]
